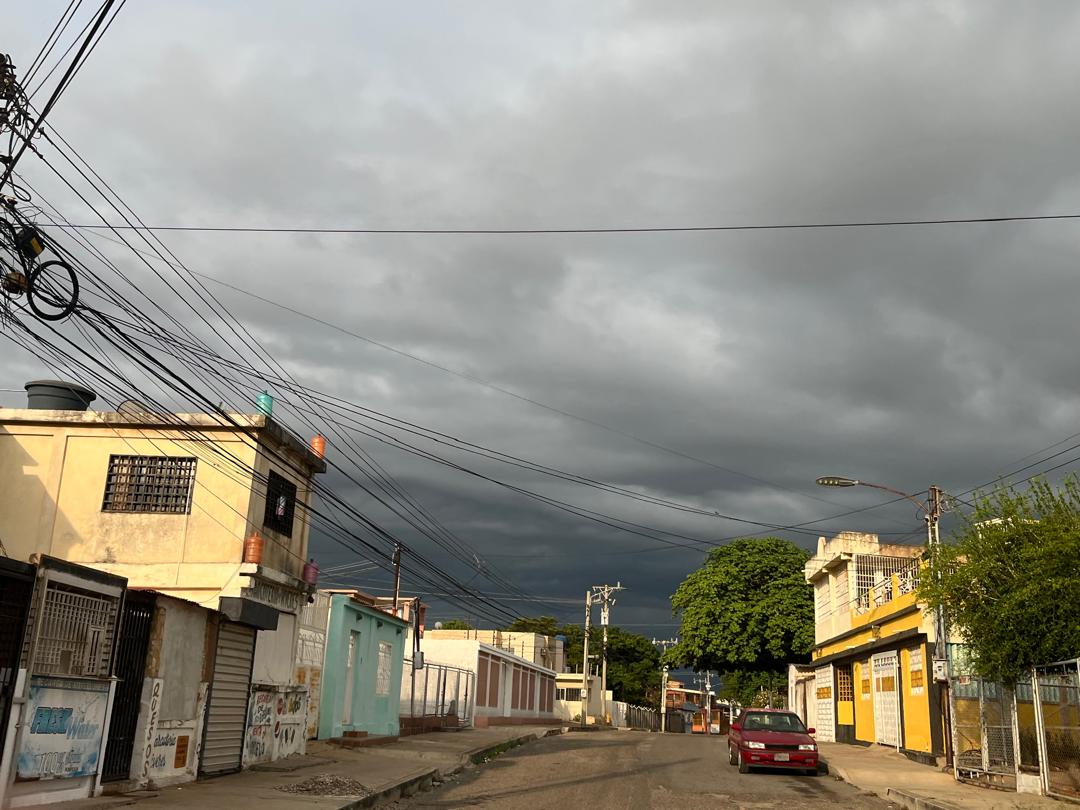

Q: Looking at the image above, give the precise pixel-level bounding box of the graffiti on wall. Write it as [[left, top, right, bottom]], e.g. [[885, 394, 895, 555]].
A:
[[251, 691, 274, 726], [245, 723, 270, 763], [140, 679, 163, 780], [17, 677, 109, 780], [246, 686, 309, 764]]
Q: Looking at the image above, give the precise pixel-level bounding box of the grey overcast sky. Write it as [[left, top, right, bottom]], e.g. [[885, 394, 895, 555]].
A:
[[6, 1, 1080, 629]]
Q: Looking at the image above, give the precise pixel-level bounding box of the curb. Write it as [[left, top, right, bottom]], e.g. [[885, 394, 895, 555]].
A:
[[885, 788, 963, 810], [336, 727, 564, 810], [338, 768, 439, 810]]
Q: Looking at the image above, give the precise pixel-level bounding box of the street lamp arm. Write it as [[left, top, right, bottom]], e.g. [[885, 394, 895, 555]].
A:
[[854, 481, 930, 515]]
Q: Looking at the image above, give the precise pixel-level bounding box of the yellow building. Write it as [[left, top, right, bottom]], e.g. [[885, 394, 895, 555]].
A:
[[0, 386, 327, 775], [800, 531, 949, 762]]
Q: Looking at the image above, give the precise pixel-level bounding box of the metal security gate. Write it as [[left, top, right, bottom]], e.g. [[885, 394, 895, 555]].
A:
[[951, 677, 1016, 786], [200, 621, 255, 777], [102, 590, 156, 782], [814, 665, 835, 742], [873, 651, 900, 747], [1033, 659, 1080, 799], [0, 558, 35, 763]]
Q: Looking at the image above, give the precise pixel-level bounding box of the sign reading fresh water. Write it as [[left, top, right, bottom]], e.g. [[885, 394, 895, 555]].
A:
[[17, 676, 109, 780]]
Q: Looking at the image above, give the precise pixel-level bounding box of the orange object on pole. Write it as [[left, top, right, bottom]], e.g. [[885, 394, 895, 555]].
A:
[[243, 531, 264, 564], [311, 434, 326, 458]]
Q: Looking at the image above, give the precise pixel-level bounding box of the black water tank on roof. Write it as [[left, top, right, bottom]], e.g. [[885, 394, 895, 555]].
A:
[[24, 380, 97, 411]]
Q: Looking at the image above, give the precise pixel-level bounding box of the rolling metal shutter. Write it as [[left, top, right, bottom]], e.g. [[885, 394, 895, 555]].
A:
[[200, 621, 255, 776]]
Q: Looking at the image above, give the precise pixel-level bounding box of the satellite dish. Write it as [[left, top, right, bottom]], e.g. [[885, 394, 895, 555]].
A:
[[117, 398, 154, 416], [434, 621, 443, 630]]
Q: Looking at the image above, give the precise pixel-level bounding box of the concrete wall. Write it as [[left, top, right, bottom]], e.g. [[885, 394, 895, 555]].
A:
[[243, 684, 308, 766], [129, 594, 212, 789], [318, 595, 407, 739], [0, 411, 320, 601], [295, 592, 330, 739]]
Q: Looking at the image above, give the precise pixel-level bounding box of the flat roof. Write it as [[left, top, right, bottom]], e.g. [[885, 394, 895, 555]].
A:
[[0, 408, 326, 473]]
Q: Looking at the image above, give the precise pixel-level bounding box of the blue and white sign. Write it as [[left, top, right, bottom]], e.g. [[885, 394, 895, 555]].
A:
[[17, 676, 109, 780]]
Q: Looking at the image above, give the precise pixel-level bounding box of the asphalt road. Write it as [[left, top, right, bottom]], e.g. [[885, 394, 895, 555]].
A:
[[393, 730, 895, 810]]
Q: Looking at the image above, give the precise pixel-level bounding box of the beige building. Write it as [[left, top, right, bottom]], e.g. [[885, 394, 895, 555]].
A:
[[424, 629, 565, 673], [0, 389, 326, 776]]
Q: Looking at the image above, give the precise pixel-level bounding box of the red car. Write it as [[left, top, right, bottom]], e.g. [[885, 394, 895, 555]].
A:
[[727, 708, 819, 775]]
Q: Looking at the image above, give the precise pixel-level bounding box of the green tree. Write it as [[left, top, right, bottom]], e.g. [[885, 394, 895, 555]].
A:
[[667, 537, 814, 706], [439, 619, 474, 630], [920, 477, 1080, 683]]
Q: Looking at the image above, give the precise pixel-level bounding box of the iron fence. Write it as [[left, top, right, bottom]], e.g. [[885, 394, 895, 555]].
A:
[[401, 658, 475, 728], [624, 704, 659, 731], [951, 675, 1016, 787], [1033, 659, 1080, 799]]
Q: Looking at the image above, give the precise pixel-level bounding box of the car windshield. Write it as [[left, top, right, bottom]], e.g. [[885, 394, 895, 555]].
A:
[[742, 712, 806, 732]]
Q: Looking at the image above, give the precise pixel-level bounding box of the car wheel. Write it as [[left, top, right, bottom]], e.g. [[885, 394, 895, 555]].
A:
[[728, 745, 737, 766], [737, 750, 749, 774]]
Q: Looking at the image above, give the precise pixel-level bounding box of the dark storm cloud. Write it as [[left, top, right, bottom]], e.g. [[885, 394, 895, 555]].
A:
[[8, 1, 1080, 625]]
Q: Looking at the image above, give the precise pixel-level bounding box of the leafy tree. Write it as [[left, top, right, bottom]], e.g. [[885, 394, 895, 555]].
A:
[[920, 477, 1080, 683], [438, 619, 474, 630], [667, 537, 814, 706]]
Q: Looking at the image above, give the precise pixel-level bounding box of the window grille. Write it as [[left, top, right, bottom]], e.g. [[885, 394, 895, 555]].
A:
[[837, 667, 854, 702], [102, 455, 196, 513], [557, 687, 581, 701], [33, 584, 118, 676], [263, 470, 297, 538], [376, 641, 392, 696], [853, 554, 921, 613]]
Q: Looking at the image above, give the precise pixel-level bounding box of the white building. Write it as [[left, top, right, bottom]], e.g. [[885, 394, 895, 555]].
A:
[[419, 637, 557, 726]]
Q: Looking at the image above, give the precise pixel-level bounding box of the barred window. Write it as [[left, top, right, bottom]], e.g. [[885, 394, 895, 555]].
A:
[[33, 583, 119, 676], [263, 470, 297, 537], [837, 667, 854, 702], [102, 455, 196, 513]]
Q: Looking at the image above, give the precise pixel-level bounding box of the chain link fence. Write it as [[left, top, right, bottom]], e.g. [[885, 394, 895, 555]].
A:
[[1033, 659, 1080, 799]]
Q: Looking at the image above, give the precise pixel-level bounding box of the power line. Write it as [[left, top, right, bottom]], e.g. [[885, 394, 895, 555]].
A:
[[47, 211, 1080, 235]]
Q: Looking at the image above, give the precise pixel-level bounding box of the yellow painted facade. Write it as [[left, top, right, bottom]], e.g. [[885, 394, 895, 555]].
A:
[[804, 532, 946, 757], [0, 409, 324, 606], [853, 657, 875, 743]]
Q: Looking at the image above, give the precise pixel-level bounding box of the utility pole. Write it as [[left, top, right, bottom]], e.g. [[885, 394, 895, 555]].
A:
[[927, 484, 952, 766], [392, 543, 402, 611], [652, 637, 678, 733], [591, 582, 623, 726], [580, 590, 592, 728]]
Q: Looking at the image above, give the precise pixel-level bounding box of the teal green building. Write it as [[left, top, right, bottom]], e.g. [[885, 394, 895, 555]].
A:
[[318, 593, 408, 739]]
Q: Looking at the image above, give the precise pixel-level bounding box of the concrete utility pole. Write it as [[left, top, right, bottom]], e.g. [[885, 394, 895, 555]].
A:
[[580, 590, 592, 728], [591, 582, 623, 726], [392, 543, 403, 611], [652, 637, 678, 733]]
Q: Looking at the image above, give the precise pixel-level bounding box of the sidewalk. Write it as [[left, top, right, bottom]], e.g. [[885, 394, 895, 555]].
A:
[[63, 725, 564, 810], [819, 742, 1065, 810]]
